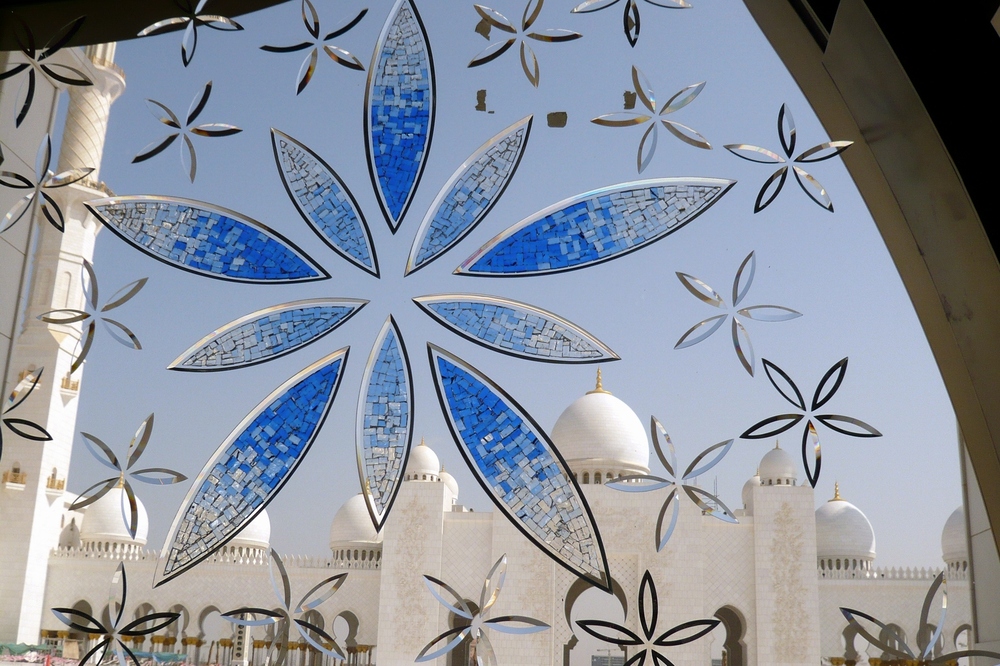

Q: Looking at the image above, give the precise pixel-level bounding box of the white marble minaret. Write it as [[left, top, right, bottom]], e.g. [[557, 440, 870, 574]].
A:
[[0, 43, 124, 643]]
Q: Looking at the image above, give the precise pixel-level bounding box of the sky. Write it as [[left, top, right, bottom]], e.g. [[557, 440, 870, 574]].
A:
[[62, 0, 962, 570]]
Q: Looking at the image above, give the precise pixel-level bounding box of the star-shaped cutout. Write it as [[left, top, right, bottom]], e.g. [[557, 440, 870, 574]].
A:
[[138, 0, 244, 67], [572, 0, 691, 47]]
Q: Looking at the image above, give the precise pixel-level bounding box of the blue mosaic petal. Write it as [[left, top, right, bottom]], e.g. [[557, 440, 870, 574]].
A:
[[405, 116, 532, 275], [414, 294, 619, 363], [358, 316, 412, 530], [169, 299, 367, 371], [86, 196, 328, 283], [365, 0, 435, 232], [455, 178, 736, 277], [155, 348, 348, 586], [428, 344, 611, 591], [271, 130, 379, 277]]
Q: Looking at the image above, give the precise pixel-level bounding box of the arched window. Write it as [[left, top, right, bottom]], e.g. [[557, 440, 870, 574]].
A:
[[713, 606, 747, 666], [594, 472, 603, 484]]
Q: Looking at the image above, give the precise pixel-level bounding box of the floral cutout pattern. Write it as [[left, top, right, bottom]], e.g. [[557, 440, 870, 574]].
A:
[[417, 554, 550, 665], [576, 570, 719, 666], [571, 0, 691, 47], [592, 67, 710, 173], [1, 134, 94, 234], [674, 251, 801, 376], [224, 549, 349, 666], [133, 81, 242, 182], [469, 0, 583, 87], [37, 259, 147, 373], [1, 368, 53, 461], [261, 0, 368, 94], [741, 357, 882, 487], [0, 16, 92, 128], [68, 413, 187, 539], [52, 563, 180, 666], [725, 104, 853, 212], [137, 0, 244, 67], [608, 416, 737, 550]]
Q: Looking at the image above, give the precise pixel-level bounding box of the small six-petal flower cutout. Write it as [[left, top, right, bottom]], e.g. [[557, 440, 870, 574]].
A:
[[1, 368, 53, 461], [571, 0, 691, 47], [138, 0, 244, 67]]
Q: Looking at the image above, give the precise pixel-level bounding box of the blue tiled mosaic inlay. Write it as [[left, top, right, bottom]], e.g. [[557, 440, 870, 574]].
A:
[[272, 131, 377, 275], [408, 118, 530, 273], [360, 321, 410, 524], [457, 179, 733, 276], [433, 350, 606, 583], [162, 354, 344, 575], [368, 0, 433, 228], [89, 198, 324, 282], [416, 296, 616, 361], [172, 301, 364, 370]]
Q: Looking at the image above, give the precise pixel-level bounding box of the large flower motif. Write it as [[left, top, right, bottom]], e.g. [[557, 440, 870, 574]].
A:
[[417, 554, 549, 664], [37, 259, 146, 373], [576, 570, 719, 666], [592, 66, 710, 173], [1, 134, 94, 234], [87, 0, 735, 591], [571, 0, 690, 47], [68, 413, 187, 539], [674, 251, 801, 376], [841, 572, 1000, 664], [261, 0, 367, 94], [132, 81, 242, 183], [608, 416, 736, 551], [741, 357, 881, 487], [0, 16, 92, 128], [469, 0, 582, 87], [138, 0, 244, 67], [52, 563, 180, 666], [223, 549, 348, 666], [1, 368, 53, 461], [725, 104, 853, 213]]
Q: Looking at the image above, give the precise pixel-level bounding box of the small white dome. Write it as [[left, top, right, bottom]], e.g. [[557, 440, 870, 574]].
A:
[[231, 509, 270, 549], [759, 443, 797, 486], [80, 486, 148, 545], [440, 468, 459, 499], [742, 474, 760, 512], [550, 372, 649, 474], [329, 494, 382, 548], [407, 439, 440, 480], [816, 485, 875, 564], [941, 506, 967, 566]]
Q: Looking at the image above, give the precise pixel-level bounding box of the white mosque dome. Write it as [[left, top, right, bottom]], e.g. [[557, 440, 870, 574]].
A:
[[815, 484, 876, 569], [231, 509, 270, 549], [759, 443, 798, 486], [406, 439, 440, 481], [941, 506, 968, 569], [742, 473, 760, 512], [440, 467, 459, 499], [80, 486, 148, 545], [329, 494, 382, 548], [550, 371, 650, 480]]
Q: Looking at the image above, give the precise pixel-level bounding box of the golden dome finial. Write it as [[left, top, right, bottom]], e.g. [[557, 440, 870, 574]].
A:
[[419, 437, 426, 447], [587, 368, 611, 395], [832, 481, 843, 501], [774, 439, 781, 450]]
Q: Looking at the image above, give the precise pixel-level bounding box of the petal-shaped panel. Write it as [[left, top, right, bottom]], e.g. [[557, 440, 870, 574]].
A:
[[365, 0, 435, 232], [406, 116, 533, 275], [414, 294, 618, 362], [169, 299, 367, 371], [428, 344, 611, 591], [271, 130, 379, 276], [155, 348, 349, 586], [455, 178, 734, 276], [86, 196, 328, 283], [357, 317, 413, 530]]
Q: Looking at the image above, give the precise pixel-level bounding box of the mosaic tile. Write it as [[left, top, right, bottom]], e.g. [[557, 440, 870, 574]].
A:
[[366, 0, 434, 230], [155, 349, 348, 585], [272, 130, 378, 276], [429, 344, 610, 590], [455, 178, 735, 276], [406, 116, 532, 274], [358, 318, 411, 529], [414, 294, 617, 362], [86, 196, 327, 283], [170, 299, 366, 371]]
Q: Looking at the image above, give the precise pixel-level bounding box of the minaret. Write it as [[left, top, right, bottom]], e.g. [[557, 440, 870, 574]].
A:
[[0, 43, 125, 643]]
